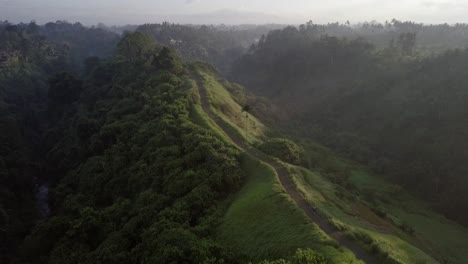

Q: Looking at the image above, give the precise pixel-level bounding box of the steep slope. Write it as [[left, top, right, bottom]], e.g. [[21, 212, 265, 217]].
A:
[[16, 32, 363, 264], [0, 22, 122, 262], [193, 65, 468, 264], [192, 66, 374, 263], [0, 23, 77, 262], [19, 33, 247, 263], [6, 29, 467, 264], [231, 26, 468, 227]]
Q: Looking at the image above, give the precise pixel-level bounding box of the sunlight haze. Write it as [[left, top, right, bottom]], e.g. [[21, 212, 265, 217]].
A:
[[1, 0, 468, 25], [3, 0, 468, 263]]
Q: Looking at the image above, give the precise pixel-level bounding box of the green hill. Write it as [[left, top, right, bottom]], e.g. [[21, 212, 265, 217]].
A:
[[193, 64, 468, 264], [3, 28, 468, 264]]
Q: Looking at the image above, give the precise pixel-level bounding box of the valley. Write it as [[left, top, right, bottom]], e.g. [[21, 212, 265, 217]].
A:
[[1, 17, 468, 264]]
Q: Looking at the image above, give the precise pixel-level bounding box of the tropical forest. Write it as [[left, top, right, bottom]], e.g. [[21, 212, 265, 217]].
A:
[[1, 1, 468, 264]]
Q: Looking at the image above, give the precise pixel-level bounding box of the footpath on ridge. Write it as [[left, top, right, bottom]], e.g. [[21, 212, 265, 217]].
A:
[[193, 72, 380, 264]]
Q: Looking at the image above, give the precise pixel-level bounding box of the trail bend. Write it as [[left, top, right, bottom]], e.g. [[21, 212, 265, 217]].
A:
[[193, 72, 380, 264]]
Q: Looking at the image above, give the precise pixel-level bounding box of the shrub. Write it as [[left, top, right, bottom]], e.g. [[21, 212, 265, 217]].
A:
[[371, 206, 387, 219], [259, 138, 304, 165], [292, 249, 329, 264], [399, 223, 415, 235], [257, 248, 329, 264]]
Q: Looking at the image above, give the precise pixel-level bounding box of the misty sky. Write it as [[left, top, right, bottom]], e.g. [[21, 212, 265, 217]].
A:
[[2, 0, 468, 25]]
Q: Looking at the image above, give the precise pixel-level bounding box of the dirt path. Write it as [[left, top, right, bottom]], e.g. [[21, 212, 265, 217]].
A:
[[194, 73, 380, 264]]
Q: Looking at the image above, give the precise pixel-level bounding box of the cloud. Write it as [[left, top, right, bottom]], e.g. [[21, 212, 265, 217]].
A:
[[168, 9, 283, 24], [421, 0, 468, 9], [185, 0, 200, 4]]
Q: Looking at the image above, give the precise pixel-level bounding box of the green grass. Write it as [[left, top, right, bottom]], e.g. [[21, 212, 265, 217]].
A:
[[198, 71, 266, 144], [295, 140, 468, 263], [190, 65, 468, 264], [188, 87, 233, 145], [351, 170, 468, 264], [289, 166, 440, 264], [217, 154, 362, 263], [190, 67, 361, 262]]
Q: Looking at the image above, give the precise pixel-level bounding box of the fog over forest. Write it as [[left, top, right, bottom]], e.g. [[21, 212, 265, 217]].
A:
[[2, 1, 468, 264], [3, 0, 468, 24]]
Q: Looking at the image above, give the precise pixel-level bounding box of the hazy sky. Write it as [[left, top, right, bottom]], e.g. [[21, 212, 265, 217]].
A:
[[2, 0, 468, 25]]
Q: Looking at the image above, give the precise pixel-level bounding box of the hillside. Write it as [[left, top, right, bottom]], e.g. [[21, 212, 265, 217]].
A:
[[190, 65, 468, 263], [3, 32, 353, 264], [232, 24, 468, 227], [137, 23, 281, 74], [2, 23, 468, 264], [0, 22, 80, 261]]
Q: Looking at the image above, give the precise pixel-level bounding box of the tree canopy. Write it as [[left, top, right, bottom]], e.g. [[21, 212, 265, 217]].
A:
[[232, 24, 468, 225]]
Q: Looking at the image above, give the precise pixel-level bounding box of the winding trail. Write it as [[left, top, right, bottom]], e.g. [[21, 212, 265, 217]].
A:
[[193, 73, 380, 264]]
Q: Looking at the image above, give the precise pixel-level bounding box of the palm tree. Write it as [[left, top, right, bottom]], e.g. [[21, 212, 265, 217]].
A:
[[242, 105, 251, 138]]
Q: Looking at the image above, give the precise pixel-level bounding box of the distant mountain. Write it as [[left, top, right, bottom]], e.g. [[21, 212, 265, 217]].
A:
[[168, 9, 285, 25]]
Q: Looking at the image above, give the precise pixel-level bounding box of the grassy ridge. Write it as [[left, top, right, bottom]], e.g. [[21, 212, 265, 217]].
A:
[[199, 71, 266, 144], [289, 166, 438, 264], [217, 154, 360, 263], [190, 66, 360, 262], [192, 65, 468, 264], [287, 146, 468, 264], [188, 90, 232, 144]]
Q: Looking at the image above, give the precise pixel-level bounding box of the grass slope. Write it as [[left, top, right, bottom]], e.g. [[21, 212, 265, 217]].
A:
[[190, 65, 468, 264], [289, 166, 438, 264], [351, 170, 468, 264], [189, 66, 361, 262], [198, 69, 266, 144], [288, 140, 468, 264], [218, 154, 361, 262]]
